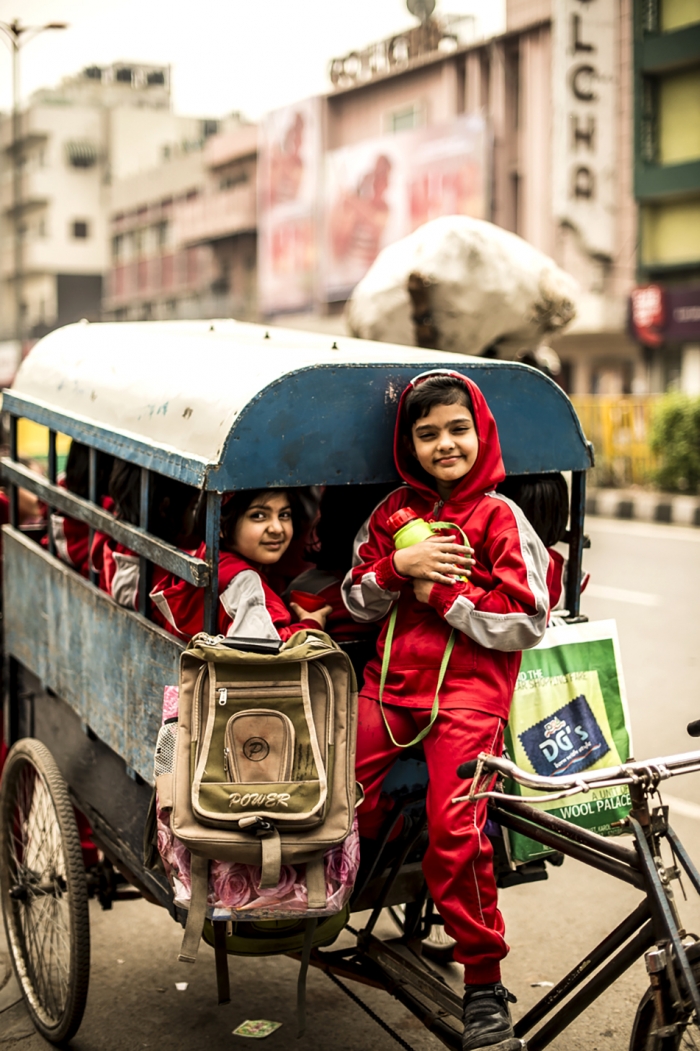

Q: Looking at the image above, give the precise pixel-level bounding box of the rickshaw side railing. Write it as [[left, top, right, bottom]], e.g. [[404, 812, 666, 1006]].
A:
[[1, 457, 209, 588], [2, 406, 223, 634]]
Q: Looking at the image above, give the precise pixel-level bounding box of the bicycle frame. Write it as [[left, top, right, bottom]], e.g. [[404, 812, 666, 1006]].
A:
[[489, 780, 700, 1050]]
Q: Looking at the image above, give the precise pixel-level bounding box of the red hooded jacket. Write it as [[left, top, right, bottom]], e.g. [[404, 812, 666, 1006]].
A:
[[341, 370, 550, 720], [149, 542, 319, 642]]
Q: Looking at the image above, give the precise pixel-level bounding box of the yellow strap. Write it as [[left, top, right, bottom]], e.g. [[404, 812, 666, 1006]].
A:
[[379, 606, 456, 748], [378, 518, 466, 748]]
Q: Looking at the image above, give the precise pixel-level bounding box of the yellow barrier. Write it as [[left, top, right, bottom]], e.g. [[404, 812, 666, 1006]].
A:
[[570, 396, 661, 487], [17, 419, 71, 469]]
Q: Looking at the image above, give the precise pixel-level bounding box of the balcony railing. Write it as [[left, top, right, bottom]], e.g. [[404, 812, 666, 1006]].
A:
[[175, 184, 256, 246]]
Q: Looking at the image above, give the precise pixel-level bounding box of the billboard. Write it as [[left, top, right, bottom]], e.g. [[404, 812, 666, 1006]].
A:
[[323, 114, 487, 301], [257, 97, 322, 315], [552, 0, 617, 259]]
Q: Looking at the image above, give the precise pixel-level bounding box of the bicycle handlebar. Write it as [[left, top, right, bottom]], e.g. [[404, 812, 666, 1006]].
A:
[[454, 749, 700, 805]]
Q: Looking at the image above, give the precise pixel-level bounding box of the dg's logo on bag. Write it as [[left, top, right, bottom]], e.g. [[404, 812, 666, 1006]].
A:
[[518, 694, 610, 777], [243, 737, 270, 762]]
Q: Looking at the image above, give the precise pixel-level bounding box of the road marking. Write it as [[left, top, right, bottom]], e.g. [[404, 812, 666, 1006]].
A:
[[663, 794, 700, 821], [585, 583, 661, 606], [586, 517, 700, 544]]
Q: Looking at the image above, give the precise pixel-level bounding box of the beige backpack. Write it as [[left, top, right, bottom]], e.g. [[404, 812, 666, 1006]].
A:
[[157, 630, 358, 964]]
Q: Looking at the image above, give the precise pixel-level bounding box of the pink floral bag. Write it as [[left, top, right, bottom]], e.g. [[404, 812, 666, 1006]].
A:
[[155, 686, 360, 922]]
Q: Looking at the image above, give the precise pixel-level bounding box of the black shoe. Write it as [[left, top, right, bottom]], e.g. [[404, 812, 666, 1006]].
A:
[[462, 983, 518, 1051]]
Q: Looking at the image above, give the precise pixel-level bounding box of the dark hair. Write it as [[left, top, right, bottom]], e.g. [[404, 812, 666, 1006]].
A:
[[402, 375, 474, 438], [498, 473, 569, 548], [308, 484, 396, 573], [220, 488, 304, 552], [65, 441, 113, 501], [151, 475, 203, 545], [109, 459, 202, 545], [108, 460, 141, 525]]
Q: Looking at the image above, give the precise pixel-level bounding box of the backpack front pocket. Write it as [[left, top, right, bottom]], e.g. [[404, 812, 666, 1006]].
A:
[[225, 710, 295, 784], [192, 665, 330, 829]]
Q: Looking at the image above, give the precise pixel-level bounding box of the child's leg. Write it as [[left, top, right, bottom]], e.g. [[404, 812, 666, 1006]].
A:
[[355, 694, 417, 839], [421, 707, 507, 985]]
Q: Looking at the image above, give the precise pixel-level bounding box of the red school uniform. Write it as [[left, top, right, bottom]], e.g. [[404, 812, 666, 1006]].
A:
[[342, 370, 550, 985], [342, 371, 550, 721], [286, 566, 378, 644], [149, 541, 319, 642]]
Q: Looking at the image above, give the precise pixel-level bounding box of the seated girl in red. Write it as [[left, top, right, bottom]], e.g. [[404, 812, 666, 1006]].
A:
[[150, 488, 330, 641]]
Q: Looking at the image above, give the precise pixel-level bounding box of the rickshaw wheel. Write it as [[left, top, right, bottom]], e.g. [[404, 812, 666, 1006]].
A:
[[0, 739, 90, 1044], [629, 944, 700, 1050], [388, 903, 456, 964]]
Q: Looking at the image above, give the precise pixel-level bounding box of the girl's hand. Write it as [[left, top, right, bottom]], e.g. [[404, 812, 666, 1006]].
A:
[[290, 602, 333, 630], [413, 578, 434, 604], [393, 535, 474, 585]]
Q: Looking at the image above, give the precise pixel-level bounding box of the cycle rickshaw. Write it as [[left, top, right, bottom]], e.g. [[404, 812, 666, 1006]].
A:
[[1, 319, 699, 1050]]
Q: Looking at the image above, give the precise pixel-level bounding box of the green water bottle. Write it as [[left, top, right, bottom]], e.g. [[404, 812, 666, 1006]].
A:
[[387, 507, 469, 579], [387, 507, 435, 549]]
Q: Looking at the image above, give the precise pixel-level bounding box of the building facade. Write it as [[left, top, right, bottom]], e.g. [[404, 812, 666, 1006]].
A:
[[256, 1, 640, 393], [0, 62, 219, 345], [99, 4, 659, 395], [630, 0, 700, 393], [103, 121, 257, 323]]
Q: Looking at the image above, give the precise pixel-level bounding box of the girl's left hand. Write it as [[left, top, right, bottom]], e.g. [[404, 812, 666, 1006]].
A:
[[413, 579, 434, 604], [290, 602, 333, 629]]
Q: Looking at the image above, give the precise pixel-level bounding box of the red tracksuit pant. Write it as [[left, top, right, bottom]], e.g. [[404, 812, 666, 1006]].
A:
[[356, 694, 508, 984]]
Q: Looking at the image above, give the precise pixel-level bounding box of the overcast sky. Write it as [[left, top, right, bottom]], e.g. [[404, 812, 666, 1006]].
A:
[[0, 0, 504, 120]]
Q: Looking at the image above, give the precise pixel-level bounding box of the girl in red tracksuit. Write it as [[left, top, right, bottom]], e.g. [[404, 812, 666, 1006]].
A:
[[342, 370, 549, 1051], [150, 488, 329, 642]]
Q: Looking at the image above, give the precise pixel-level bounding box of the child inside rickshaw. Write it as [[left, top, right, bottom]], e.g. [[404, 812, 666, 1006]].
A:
[[343, 370, 550, 1051], [150, 488, 331, 640]]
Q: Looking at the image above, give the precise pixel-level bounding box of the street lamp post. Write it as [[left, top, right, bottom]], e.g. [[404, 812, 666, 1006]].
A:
[[0, 20, 67, 346]]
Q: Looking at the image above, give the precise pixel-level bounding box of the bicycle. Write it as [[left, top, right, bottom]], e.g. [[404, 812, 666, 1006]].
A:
[[453, 719, 700, 1049]]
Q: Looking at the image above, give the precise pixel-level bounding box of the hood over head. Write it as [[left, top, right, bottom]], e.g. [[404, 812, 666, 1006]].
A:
[[393, 369, 505, 503]]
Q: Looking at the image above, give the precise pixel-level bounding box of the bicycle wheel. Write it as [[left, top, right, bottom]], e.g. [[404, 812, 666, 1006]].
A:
[[629, 945, 700, 1050], [0, 739, 90, 1043]]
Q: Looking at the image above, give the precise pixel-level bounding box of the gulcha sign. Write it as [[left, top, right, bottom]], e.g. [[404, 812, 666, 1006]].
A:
[[552, 0, 617, 259]]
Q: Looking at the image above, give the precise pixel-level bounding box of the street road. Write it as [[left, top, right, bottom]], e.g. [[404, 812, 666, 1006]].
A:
[[2, 516, 699, 1051]]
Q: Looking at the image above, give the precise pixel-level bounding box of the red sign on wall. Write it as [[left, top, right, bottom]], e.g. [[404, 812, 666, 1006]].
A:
[[630, 285, 666, 347]]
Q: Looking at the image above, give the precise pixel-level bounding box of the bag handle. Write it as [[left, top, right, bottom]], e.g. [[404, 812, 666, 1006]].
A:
[[379, 606, 456, 749]]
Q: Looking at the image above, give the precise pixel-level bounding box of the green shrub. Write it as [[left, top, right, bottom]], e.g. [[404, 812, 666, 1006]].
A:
[[649, 393, 700, 494]]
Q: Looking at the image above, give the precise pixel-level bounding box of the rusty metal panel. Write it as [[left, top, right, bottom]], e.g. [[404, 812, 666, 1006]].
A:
[[3, 528, 181, 782]]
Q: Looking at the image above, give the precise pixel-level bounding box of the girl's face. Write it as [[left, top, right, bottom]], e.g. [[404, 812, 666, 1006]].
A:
[[410, 401, 479, 494], [230, 491, 293, 564]]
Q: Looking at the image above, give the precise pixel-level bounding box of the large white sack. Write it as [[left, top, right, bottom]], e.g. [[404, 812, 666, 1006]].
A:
[[345, 215, 579, 356]]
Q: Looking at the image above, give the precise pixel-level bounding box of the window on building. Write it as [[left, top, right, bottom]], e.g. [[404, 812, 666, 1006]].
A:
[[147, 70, 165, 86], [112, 234, 123, 260], [115, 67, 133, 84], [386, 103, 424, 133], [72, 220, 89, 239], [156, 221, 169, 248], [220, 170, 249, 191], [66, 141, 98, 168]]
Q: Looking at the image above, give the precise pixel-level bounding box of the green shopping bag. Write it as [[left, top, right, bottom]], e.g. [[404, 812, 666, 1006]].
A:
[[503, 619, 633, 864]]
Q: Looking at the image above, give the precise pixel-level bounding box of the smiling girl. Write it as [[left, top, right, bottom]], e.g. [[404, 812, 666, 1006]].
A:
[[150, 488, 330, 642]]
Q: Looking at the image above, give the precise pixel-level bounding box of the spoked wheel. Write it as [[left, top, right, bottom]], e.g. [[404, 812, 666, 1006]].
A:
[[388, 902, 456, 964], [0, 739, 90, 1043], [629, 944, 700, 1050]]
